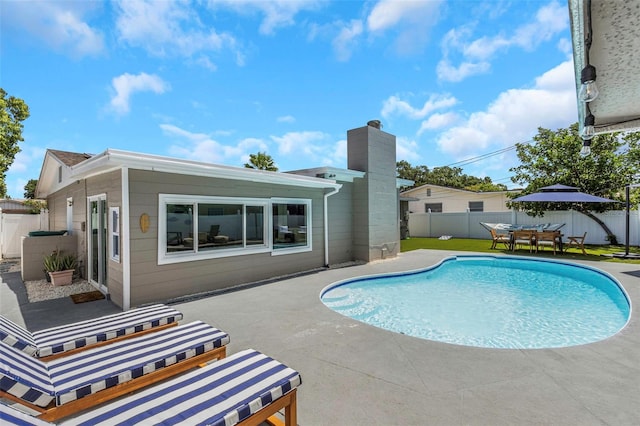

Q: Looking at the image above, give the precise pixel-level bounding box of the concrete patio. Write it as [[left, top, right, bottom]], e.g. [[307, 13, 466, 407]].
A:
[[2, 249, 639, 425]]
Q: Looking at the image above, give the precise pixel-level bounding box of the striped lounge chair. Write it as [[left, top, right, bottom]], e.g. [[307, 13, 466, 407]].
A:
[[1, 321, 230, 421], [0, 349, 301, 426], [0, 304, 183, 360]]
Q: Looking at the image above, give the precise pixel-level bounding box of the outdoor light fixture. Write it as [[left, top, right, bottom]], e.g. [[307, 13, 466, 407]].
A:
[[579, 0, 598, 103], [579, 64, 598, 102], [580, 139, 592, 157], [580, 113, 596, 140]]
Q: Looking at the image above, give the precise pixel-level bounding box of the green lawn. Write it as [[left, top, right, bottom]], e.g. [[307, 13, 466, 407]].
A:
[[401, 237, 640, 264]]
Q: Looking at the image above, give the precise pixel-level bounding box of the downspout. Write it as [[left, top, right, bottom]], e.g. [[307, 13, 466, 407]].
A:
[[324, 185, 342, 266]]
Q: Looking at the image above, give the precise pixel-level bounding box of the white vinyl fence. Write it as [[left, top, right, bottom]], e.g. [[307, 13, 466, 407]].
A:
[[408, 209, 640, 246], [0, 210, 49, 259]]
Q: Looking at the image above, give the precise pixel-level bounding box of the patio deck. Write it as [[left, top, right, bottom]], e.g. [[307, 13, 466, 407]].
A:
[[2, 250, 639, 425]]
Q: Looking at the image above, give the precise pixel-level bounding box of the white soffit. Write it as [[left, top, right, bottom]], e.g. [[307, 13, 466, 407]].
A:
[[70, 149, 342, 190], [569, 0, 640, 135]]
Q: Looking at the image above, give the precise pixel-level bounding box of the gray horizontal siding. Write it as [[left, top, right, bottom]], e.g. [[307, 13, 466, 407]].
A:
[[128, 169, 328, 305]]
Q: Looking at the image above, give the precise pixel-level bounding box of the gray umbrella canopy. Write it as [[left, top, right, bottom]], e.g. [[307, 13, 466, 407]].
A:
[[511, 184, 617, 203]]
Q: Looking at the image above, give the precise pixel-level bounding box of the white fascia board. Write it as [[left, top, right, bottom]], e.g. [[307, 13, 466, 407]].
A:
[[70, 149, 342, 190], [286, 166, 365, 182], [396, 178, 414, 188]]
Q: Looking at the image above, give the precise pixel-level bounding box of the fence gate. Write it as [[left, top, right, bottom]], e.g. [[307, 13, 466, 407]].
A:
[[0, 210, 48, 259]]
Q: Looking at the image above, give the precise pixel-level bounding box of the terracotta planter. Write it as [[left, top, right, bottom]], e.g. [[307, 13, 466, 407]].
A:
[[48, 270, 74, 286]]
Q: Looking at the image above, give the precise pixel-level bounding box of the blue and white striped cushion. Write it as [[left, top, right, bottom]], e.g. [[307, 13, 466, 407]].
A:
[[0, 341, 54, 407], [49, 320, 229, 406], [1, 321, 229, 408], [0, 402, 50, 426], [0, 316, 38, 356], [0, 305, 183, 358], [60, 349, 301, 426], [32, 304, 184, 357]]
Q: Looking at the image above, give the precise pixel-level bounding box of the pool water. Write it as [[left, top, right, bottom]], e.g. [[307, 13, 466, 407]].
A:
[[321, 256, 630, 349]]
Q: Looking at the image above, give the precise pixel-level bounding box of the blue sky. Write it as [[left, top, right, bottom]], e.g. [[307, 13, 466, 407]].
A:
[[2, 0, 578, 198]]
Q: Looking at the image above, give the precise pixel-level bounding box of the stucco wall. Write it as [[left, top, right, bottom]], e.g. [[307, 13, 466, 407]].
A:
[[21, 235, 76, 281], [347, 125, 399, 261]]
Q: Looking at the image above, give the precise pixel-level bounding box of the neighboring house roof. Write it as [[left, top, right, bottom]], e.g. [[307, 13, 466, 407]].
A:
[[47, 149, 93, 167], [0, 199, 30, 212], [568, 0, 640, 135], [36, 149, 342, 198], [401, 183, 520, 196]]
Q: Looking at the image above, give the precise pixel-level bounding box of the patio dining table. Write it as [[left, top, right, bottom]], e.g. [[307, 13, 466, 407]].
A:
[[508, 229, 564, 253]]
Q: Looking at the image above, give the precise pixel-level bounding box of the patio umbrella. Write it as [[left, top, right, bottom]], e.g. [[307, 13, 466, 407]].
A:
[[511, 184, 617, 203]]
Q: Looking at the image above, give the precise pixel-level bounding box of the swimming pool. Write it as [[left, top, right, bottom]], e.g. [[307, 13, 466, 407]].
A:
[[321, 256, 631, 349]]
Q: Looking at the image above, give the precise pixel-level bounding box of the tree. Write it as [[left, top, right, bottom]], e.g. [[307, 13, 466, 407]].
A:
[[24, 179, 38, 199], [244, 152, 278, 171], [1, 88, 30, 197], [509, 123, 640, 243], [396, 161, 506, 191]]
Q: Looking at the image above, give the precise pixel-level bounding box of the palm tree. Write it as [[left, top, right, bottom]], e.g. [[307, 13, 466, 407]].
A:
[[244, 152, 278, 171]]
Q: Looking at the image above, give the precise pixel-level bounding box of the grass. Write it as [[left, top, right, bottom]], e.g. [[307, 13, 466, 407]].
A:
[[401, 237, 640, 264]]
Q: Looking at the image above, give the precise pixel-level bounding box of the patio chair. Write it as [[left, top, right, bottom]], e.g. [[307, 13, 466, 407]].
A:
[[1, 349, 300, 426], [0, 304, 183, 360], [0, 320, 230, 421], [512, 230, 535, 252], [536, 231, 560, 255], [566, 232, 587, 255], [489, 228, 510, 249]]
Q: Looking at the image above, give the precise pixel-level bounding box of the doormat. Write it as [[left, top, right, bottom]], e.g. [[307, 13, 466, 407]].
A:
[[70, 290, 105, 304]]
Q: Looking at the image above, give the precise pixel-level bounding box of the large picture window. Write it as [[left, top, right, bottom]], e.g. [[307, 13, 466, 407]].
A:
[[159, 195, 310, 264]]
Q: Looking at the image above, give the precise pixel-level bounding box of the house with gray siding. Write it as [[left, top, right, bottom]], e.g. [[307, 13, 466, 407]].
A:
[[34, 123, 406, 310]]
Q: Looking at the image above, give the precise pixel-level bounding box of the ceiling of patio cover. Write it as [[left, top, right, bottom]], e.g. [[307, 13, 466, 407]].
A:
[[511, 184, 617, 203]]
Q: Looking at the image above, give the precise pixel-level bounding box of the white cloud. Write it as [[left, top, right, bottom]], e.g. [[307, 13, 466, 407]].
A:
[[270, 131, 330, 159], [161, 124, 267, 165], [8, 146, 46, 174], [332, 20, 364, 62], [437, 1, 568, 82], [382, 94, 458, 120], [109, 73, 170, 115], [367, 0, 441, 32], [418, 112, 461, 134], [1, 1, 104, 57], [367, 0, 443, 55], [435, 60, 577, 158], [396, 137, 421, 163], [114, 0, 239, 63], [277, 115, 296, 123], [211, 0, 322, 35], [436, 59, 491, 83]]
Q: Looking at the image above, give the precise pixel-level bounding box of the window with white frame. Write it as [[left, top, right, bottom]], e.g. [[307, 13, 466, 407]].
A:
[[425, 203, 442, 213], [159, 195, 310, 264], [271, 199, 311, 253], [109, 207, 120, 262], [468, 201, 484, 212]]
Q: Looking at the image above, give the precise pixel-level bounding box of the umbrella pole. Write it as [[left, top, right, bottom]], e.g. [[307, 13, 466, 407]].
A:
[[625, 185, 630, 256]]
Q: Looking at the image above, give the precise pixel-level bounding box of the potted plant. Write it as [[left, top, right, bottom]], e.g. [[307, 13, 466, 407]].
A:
[[43, 250, 77, 286]]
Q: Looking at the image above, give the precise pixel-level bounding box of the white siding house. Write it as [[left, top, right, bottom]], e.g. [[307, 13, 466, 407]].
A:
[[401, 184, 520, 213]]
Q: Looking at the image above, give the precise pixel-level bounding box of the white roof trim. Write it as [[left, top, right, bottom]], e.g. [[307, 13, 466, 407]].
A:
[[70, 149, 342, 190], [286, 166, 365, 182]]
